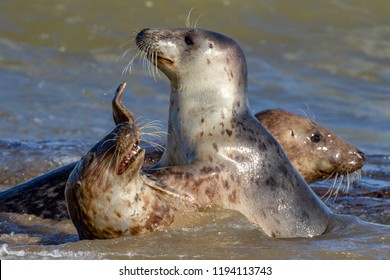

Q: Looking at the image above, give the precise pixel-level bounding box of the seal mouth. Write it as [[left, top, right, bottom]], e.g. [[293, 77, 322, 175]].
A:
[[318, 169, 332, 178], [156, 54, 173, 65], [117, 143, 142, 175]]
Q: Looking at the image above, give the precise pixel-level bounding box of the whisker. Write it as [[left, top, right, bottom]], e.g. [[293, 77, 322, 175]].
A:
[[322, 172, 338, 201], [298, 103, 316, 121], [83, 145, 115, 179], [331, 174, 344, 202], [186, 8, 195, 28], [141, 138, 166, 152], [134, 117, 167, 152], [114, 145, 121, 174], [345, 172, 351, 193], [342, 169, 361, 194], [118, 33, 142, 77], [122, 49, 142, 77], [143, 130, 167, 139], [152, 49, 161, 80], [101, 141, 117, 164], [137, 119, 167, 137], [122, 37, 163, 80], [138, 120, 164, 130], [194, 12, 207, 29], [100, 133, 118, 149]]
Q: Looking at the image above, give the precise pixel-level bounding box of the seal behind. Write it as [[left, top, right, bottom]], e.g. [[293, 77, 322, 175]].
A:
[[256, 109, 365, 184]]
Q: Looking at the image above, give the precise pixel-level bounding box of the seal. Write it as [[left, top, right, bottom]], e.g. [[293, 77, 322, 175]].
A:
[[65, 82, 192, 239], [0, 109, 364, 221], [256, 109, 365, 184], [0, 162, 75, 220], [136, 27, 336, 238]]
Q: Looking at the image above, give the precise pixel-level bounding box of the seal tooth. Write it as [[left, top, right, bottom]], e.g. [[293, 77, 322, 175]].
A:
[[132, 145, 141, 155], [117, 144, 142, 175]]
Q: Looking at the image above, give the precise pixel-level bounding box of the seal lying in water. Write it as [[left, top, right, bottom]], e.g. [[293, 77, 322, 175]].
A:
[[136, 27, 355, 238], [0, 107, 365, 221], [65, 82, 193, 239], [256, 109, 365, 184]]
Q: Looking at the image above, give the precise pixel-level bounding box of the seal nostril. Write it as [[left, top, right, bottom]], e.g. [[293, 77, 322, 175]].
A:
[[357, 150, 366, 162], [136, 28, 150, 45]]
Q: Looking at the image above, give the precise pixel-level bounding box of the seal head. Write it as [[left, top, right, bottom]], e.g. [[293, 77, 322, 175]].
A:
[[256, 109, 365, 183]]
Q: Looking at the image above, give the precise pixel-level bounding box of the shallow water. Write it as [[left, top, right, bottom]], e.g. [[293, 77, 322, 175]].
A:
[[0, 210, 389, 260], [0, 0, 389, 259]]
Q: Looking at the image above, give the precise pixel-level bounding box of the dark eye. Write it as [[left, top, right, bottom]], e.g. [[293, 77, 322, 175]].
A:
[[290, 130, 295, 137], [310, 133, 321, 143], [209, 43, 213, 48], [184, 35, 194, 45]]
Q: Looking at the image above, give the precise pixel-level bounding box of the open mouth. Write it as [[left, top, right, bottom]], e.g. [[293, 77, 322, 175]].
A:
[[117, 144, 142, 175]]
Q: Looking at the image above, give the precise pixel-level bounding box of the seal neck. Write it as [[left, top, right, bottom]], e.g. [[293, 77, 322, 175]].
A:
[[170, 75, 249, 110], [160, 83, 250, 166]]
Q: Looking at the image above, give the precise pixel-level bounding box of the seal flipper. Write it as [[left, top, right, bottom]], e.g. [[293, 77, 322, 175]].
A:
[[112, 82, 135, 125], [144, 166, 201, 202], [144, 161, 231, 207]]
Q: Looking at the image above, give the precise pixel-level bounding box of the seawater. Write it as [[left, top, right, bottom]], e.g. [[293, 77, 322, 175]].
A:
[[0, 0, 389, 259]]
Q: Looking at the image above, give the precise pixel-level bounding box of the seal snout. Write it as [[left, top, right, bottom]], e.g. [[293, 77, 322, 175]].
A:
[[135, 28, 176, 69], [347, 149, 366, 168], [135, 28, 150, 46]]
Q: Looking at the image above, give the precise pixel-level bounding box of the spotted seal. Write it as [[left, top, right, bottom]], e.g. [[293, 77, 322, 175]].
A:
[[65, 82, 192, 239], [136, 27, 340, 238], [256, 109, 365, 184]]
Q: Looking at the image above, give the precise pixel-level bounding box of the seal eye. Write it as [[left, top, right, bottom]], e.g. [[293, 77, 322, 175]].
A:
[[184, 35, 194, 45], [310, 133, 322, 143]]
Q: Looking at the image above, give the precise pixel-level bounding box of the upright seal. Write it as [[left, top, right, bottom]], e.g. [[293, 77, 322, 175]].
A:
[[137, 27, 334, 238]]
